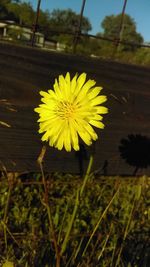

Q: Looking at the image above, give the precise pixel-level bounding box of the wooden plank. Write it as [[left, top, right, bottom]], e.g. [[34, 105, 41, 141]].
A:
[[0, 42, 150, 175]]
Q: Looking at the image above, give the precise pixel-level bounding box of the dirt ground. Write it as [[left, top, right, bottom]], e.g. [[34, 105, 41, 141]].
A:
[[0, 41, 150, 175]]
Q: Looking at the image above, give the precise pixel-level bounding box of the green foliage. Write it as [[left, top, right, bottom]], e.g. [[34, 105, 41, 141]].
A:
[[0, 2, 91, 38], [41, 8, 92, 44], [0, 1, 34, 26], [7, 27, 23, 40], [133, 47, 150, 66], [100, 13, 144, 51], [75, 37, 101, 56], [0, 0, 11, 20], [38, 10, 51, 39], [49, 8, 92, 34], [6, 2, 34, 26], [0, 172, 149, 267]]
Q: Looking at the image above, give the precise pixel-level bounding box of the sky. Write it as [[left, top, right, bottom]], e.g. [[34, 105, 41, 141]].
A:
[[21, 0, 150, 42]]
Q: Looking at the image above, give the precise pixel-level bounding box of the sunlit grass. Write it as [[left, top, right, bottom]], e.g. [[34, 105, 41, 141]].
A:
[[0, 170, 149, 267]]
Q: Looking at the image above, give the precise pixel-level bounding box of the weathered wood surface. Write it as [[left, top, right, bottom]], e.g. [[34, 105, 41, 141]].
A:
[[0, 42, 150, 175]]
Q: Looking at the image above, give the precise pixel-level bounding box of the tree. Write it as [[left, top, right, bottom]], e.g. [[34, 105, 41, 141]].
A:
[[100, 14, 143, 51], [38, 9, 52, 38], [7, 2, 34, 26], [0, 0, 11, 19], [48, 8, 92, 34], [0, 1, 34, 25], [0, 2, 93, 53], [44, 8, 92, 49], [0, 0, 11, 6]]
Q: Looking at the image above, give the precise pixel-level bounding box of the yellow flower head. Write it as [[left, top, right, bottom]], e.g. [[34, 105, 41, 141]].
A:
[[34, 72, 108, 152]]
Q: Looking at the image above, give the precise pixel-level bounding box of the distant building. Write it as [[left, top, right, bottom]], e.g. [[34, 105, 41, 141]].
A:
[[44, 39, 57, 50], [0, 22, 7, 37], [43, 40, 66, 51], [0, 20, 67, 51], [0, 20, 44, 47], [56, 42, 66, 51]]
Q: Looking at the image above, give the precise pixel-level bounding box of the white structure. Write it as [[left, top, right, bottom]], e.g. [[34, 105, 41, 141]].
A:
[[0, 21, 44, 47], [0, 21, 67, 51], [0, 22, 7, 37], [56, 42, 66, 51]]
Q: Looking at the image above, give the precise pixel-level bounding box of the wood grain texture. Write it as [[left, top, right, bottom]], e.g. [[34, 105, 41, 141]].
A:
[[0, 42, 150, 175]]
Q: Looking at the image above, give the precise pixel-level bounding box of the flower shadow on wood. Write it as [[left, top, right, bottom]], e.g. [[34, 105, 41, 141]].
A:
[[119, 134, 150, 175]]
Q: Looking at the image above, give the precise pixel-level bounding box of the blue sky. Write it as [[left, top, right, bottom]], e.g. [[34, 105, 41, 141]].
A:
[[21, 0, 150, 42]]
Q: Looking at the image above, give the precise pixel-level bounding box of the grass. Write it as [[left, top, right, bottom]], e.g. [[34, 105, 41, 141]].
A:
[[0, 169, 149, 267]]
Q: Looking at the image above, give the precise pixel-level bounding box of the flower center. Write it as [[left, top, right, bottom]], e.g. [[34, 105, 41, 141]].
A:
[[56, 101, 76, 119]]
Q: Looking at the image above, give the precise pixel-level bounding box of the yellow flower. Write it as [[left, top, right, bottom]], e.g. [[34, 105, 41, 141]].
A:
[[34, 72, 108, 151]]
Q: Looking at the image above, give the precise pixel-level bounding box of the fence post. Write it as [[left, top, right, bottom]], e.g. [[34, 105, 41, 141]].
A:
[[73, 0, 86, 53], [31, 0, 41, 47], [113, 0, 128, 55]]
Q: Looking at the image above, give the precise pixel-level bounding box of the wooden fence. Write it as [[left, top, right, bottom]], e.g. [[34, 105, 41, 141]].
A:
[[0, 42, 150, 175]]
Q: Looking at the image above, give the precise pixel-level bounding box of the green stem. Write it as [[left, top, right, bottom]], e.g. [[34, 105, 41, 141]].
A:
[[60, 154, 93, 256], [1, 221, 20, 247], [97, 224, 112, 261], [80, 155, 93, 197]]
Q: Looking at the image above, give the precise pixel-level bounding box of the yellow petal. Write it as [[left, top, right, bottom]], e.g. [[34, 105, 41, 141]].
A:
[[77, 118, 98, 140], [88, 86, 103, 99], [59, 75, 69, 100], [35, 104, 53, 112], [91, 95, 107, 106], [69, 120, 79, 151], [77, 73, 86, 88], [78, 130, 92, 146], [40, 91, 51, 98], [74, 73, 87, 97], [48, 89, 57, 99], [41, 130, 51, 141], [72, 120, 92, 146], [49, 121, 65, 147], [38, 113, 57, 122], [53, 79, 62, 98], [74, 79, 96, 103], [90, 114, 103, 121], [40, 120, 51, 131], [65, 72, 71, 85], [41, 97, 55, 105], [63, 124, 71, 152], [56, 135, 64, 150], [89, 120, 104, 128], [70, 74, 77, 93], [96, 106, 108, 114]]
